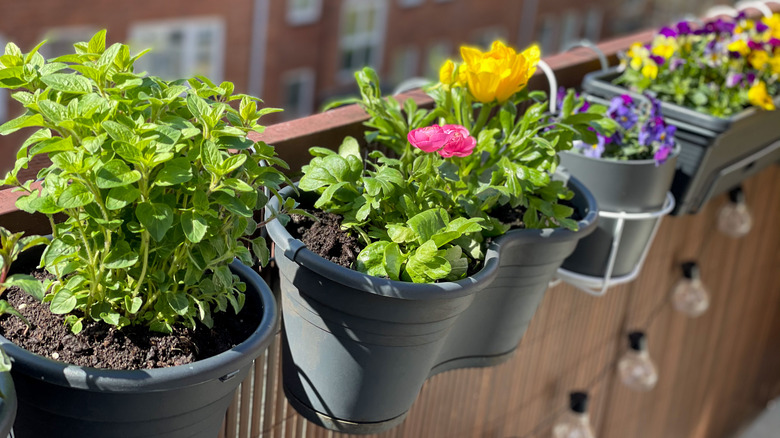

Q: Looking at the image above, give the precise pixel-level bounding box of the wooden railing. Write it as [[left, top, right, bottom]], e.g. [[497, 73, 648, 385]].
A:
[[2, 29, 780, 438]]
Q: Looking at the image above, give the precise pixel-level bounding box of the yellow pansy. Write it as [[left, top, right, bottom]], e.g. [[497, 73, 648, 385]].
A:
[[459, 41, 540, 103], [762, 14, 780, 39], [749, 50, 770, 70], [641, 60, 658, 79], [651, 37, 677, 59], [627, 42, 649, 70], [727, 39, 750, 57], [769, 55, 780, 75], [748, 81, 775, 110], [735, 19, 754, 34]]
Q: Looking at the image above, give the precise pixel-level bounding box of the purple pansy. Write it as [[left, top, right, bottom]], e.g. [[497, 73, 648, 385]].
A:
[[659, 27, 677, 38], [654, 143, 674, 166], [726, 72, 744, 88], [748, 40, 764, 51], [756, 21, 769, 33], [608, 95, 638, 130], [574, 136, 606, 159], [676, 20, 693, 35], [649, 54, 666, 65]]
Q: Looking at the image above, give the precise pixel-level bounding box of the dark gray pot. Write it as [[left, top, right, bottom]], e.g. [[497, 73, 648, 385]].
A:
[[0, 260, 278, 438], [559, 147, 678, 278], [582, 68, 780, 215], [0, 369, 16, 438], [265, 177, 598, 434]]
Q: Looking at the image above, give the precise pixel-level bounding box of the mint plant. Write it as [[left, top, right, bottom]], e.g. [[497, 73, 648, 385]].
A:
[[0, 227, 49, 323], [0, 30, 294, 333]]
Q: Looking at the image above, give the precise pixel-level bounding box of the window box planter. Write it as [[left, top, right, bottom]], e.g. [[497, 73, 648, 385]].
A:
[[265, 176, 598, 434], [1, 248, 278, 438], [559, 143, 679, 279], [582, 68, 780, 215]]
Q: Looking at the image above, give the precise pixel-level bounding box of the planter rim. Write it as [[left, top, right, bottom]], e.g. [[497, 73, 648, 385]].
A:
[[562, 142, 681, 167], [0, 260, 278, 392], [583, 67, 780, 127], [266, 176, 598, 301]]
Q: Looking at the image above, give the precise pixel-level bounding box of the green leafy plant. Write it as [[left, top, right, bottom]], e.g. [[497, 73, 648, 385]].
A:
[[0, 227, 49, 324], [0, 30, 295, 333], [299, 41, 610, 283]]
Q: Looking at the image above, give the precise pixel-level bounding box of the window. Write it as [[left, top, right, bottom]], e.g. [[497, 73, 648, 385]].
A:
[[425, 41, 451, 78], [391, 46, 419, 85], [339, 0, 388, 78], [287, 0, 322, 26], [281, 69, 315, 121], [472, 27, 507, 50], [129, 18, 225, 82], [536, 16, 558, 55], [559, 11, 582, 52], [584, 8, 603, 42], [40, 26, 98, 59], [398, 0, 424, 7]]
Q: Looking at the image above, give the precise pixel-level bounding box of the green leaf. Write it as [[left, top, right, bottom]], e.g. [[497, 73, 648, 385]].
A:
[[355, 241, 390, 277], [103, 240, 139, 269], [50, 288, 77, 314], [407, 208, 448, 244], [338, 136, 361, 159], [4, 274, 46, 301], [251, 236, 270, 266], [96, 159, 141, 188], [0, 114, 45, 135], [213, 192, 253, 217], [135, 202, 174, 242], [106, 185, 140, 210], [102, 120, 135, 143], [387, 224, 417, 243], [57, 182, 94, 208], [383, 242, 404, 281], [41, 74, 93, 94], [165, 292, 189, 316], [88, 30, 107, 53], [125, 296, 142, 314], [154, 158, 193, 186], [403, 240, 450, 283], [443, 246, 468, 281], [181, 210, 208, 243]]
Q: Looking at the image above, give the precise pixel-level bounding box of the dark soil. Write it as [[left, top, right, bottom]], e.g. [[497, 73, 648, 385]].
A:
[[289, 210, 362, 269], [0, 269, 261, 370], [489, 199, 583, 229]]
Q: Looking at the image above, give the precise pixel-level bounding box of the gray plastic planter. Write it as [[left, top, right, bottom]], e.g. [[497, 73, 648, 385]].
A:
[[265, 177, 598, 434], [559, 147, 678, 278], [582, 68, 780, 215], [0, 369, 16, 438], [0, 259, 278, 438]]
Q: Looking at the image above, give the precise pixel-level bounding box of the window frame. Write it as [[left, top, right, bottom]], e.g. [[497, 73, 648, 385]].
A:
[[286, 0, 323, 26], [281, 68, 316, 121], [337, 0, 389, 82]]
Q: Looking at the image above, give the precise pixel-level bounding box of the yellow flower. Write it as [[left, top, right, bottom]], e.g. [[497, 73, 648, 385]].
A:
[[762, 14, 780, 39], [770, 55, 780, 75], [439, 59, 456, 85], [651, 37, 677, 59], [627, 42, 648, 70], [736, 19, 754, 34], [459, 41, 540, 103], [748, 81, 776, 110], [727, 39, 750, 57], [749, 50, 770, 70], [641, 62, 658, 79]]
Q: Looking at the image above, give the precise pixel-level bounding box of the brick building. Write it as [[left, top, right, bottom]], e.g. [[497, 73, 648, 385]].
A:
[[0, 0, 726, 174]]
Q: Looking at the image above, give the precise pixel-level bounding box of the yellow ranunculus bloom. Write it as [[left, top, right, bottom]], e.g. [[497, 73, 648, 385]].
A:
[[641, 63, 658, 79], [459, 41, 540, 103], [748, 81, 776, 110], [749, 50, 770, 70], [727, 39, 750, 57], [439, 59, 456, 86]]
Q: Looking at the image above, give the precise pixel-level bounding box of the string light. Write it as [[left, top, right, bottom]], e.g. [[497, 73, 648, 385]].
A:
[[672, 261, 710, 318], [618, 332, 658, 391], [552, 392, 596, 438], [717, 186, 752, 238]]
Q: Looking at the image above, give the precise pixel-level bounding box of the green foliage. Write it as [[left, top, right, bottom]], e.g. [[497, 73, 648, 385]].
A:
[[0, 30, 293, 333], [298, 68, 603, 283]]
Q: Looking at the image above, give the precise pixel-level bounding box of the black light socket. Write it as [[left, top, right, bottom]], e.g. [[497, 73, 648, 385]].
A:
[[569, 391, 589, 414], [628, 331, 647, 351], [682, 261, 699, 280], [728, 186, 745, 204]]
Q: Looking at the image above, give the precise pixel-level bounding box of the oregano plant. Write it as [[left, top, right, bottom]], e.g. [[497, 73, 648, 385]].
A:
[[0, 30, 296, 333]]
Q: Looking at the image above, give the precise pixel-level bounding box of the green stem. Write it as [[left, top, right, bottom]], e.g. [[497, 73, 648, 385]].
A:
[[472, 103, 493, 135]]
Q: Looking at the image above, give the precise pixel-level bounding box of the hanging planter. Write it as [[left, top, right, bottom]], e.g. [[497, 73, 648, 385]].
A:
[[581, 11, 780, 215], [266, 177, 597, 433], [556, 93, 679, 286]]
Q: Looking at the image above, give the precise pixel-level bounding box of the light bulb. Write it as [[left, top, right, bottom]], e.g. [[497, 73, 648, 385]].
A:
[[618, 332, 658, 391], [718, 186, 752, 238], [671, 262, 709, 318], [552, 392, 596, 438]]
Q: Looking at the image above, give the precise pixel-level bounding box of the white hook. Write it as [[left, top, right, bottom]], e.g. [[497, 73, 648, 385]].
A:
[[703, 5, 739, 18], [564, 40, 610, 72], [736, 1, 774, 17], [537, 59, 558, 114]]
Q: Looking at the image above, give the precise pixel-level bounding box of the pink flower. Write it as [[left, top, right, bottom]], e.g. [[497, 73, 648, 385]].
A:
[[407, 125, 452, 153], [439, 124, 476, 158]]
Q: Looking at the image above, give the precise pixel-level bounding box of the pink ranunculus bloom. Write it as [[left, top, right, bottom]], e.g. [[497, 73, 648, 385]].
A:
[[439, 124, 476, 158], [407, 125, 452, 153]]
